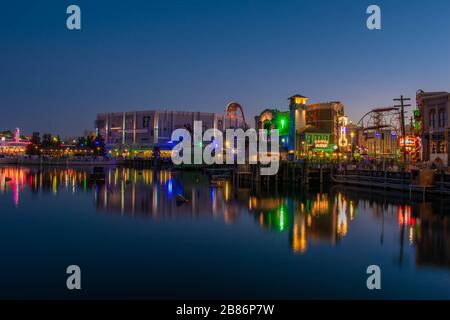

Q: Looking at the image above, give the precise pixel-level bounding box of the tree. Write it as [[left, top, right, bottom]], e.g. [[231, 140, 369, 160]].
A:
[[76, 134, 105, 156], [1, 130, 13, 139], [41, 134, 53, 148], [76, 137, 87, 147], [30, 132, 41, 145], [85, 134, 96, 149], [93, 134, 106, 156], [26, 132, 41, 155], [41, 134, 61, 149]]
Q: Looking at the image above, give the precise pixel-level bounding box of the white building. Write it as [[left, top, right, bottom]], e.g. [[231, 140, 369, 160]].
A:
[[96, 107, 246, 152]]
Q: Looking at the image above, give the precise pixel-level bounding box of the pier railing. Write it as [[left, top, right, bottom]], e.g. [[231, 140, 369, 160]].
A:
[[333, 168, 450, 195]]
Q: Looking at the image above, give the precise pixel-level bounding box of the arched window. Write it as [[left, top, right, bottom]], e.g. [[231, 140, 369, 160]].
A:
[[429, 109, 436, 128], [438, 109, 446, 127]]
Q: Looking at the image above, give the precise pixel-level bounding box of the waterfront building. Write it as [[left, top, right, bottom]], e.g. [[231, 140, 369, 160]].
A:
[[356, 106, 408, 161], [416, 91, 450, 166], [298, 101, 345, 159], [0, 128, 30, 155], [255, 95, 345, 160], [254, 108, 291, 159], [96, 104, 246, 157], [361, 128, 400, 160]]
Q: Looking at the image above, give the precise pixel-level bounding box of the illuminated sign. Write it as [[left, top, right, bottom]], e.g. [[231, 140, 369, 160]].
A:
[[303, 133, 332, 152], [276, 113, 289, 134], [338, 117, 348, 147], [314, 140, 329, 149], [313, 140, 336, 152], [399, 136, 421, 153]]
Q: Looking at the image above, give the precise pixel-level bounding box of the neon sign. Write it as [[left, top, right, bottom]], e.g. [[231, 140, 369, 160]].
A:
[[399, 136, 420, 153], [339, 117, 348, 147], [314, 140, 329, 149]]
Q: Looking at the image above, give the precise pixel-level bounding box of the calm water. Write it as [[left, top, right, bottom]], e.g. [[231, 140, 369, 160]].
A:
[[0, 165, 450, 299]]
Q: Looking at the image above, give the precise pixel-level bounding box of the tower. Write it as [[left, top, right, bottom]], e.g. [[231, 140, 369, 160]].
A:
[[288, 95, 308, 158], [15, 128, 20, 143]]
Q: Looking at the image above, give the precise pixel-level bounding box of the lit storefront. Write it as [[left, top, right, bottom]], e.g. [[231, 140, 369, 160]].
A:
[[110, 148, 173, 159], [0, 144, 28, 155], [0, 129, 30, 155], [399, 136, 422, 162], [39, 147, 95, 157], [298, 132, 336, 159], [358, 129, 402, 161]]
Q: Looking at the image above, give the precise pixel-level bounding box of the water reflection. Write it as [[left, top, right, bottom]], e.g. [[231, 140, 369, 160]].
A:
[[247, 192, 356, 253], [1, 166, 450, 270]]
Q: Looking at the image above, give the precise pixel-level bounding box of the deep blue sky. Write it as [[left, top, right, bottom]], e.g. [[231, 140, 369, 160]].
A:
[[1, 0, 449, 137]]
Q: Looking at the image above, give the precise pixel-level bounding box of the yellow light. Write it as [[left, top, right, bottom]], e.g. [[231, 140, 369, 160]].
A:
[[295, 97, 307, 105], [339, 116, 348, 147]]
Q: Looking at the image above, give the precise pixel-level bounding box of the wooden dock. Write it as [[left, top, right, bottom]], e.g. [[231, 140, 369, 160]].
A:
[[233, 161, 332, 185], [331, 170, 450, 195]]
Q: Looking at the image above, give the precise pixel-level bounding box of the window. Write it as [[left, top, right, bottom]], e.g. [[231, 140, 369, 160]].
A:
[[429, 109, 436, 128], [438, 109, 446, 127], [143, 116, 151, 128], [431, 141, 437, 154]]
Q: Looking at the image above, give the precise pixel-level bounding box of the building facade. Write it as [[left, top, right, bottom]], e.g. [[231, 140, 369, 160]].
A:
[[0, 128, 30, 155], [417, 91, 450, 165], [255, 95, 346, 160], [254, 108, 291, 158], [299, 101, 345, 159], [96, 108, 246, 155]]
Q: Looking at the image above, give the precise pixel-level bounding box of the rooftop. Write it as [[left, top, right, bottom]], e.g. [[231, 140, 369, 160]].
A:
[[288, 94, 308, 100]]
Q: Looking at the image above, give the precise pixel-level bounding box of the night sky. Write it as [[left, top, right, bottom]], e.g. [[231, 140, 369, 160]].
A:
[[1, 0, 449, 137]]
